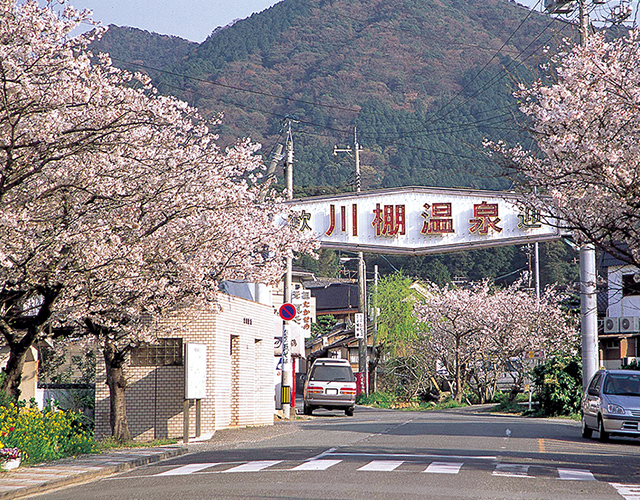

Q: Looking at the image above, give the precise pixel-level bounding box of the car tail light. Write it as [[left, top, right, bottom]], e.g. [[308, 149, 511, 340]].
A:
[[306, 386, 324, 394], [340, 387, 357, 395]]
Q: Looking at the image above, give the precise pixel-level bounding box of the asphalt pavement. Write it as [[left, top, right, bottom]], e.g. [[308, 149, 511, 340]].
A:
[[0, 413, 307, 500]]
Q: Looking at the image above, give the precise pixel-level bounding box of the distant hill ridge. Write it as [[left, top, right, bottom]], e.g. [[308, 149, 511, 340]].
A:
[[90, 0, 576, 191]]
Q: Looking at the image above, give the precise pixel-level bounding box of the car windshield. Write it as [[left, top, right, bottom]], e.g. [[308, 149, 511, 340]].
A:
[[310, 365, 355, 382], [603, 374, 640, 396]]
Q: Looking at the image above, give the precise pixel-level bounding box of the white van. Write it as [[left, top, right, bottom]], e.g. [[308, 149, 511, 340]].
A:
[[303, 358, 357, 416]]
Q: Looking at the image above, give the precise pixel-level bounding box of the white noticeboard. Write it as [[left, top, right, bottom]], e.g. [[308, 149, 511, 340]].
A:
[[355, 313, 365, 339], [185, 343, 207, 400]]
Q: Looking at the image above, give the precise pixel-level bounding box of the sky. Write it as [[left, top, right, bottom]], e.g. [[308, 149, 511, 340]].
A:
[[65, 0, 637, 43], [69, 0, 282, 42]]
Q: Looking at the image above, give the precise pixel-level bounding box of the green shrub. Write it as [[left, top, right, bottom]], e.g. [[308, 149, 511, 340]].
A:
[[357, 391, 398, 408], [623, 359, 640, 371], [532, 356, 582, 417], [493, 391, 528, 413], [0, 401, 95, 464]]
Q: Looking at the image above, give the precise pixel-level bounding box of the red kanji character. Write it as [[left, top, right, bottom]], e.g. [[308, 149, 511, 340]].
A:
[[372, 203, 384, 236], [469, 201, 502, 234], [326, 204, 336, 236]]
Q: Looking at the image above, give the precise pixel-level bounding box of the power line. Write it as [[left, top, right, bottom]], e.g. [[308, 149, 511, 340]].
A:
[[420, 0, 545, 126], [110, 57, 360, 114]]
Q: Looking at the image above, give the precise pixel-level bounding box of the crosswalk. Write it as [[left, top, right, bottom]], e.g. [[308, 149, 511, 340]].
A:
[[143, 459, 640, 498], [151, 458, 599, 480]]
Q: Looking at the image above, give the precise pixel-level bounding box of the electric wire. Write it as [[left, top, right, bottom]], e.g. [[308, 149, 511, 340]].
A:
[[110, 57, 361, 114], [107, 1, 561, 141], [102, 1, 577, 164]]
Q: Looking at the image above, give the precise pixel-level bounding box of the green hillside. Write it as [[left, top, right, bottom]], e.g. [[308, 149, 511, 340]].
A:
[[90, 0, 576, 192], [88, 0, 584, 285]]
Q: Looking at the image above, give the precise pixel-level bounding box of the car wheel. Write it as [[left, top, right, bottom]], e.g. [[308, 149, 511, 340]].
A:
[[581, 415, 593, 439], [304, 404, 313, 416], [598, 417, 609, 442], [345, 407, 354, 417]]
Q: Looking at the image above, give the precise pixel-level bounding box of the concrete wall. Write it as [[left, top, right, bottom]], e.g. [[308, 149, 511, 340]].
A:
[[607, 265, 640, 318], [95, 294, 275, 441]]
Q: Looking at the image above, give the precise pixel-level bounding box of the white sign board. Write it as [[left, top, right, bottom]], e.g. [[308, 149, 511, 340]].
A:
[[291, 289, 316, 338], [274, 319, 306, 357], [185, 343, 207, 400], [355, 313, 365, 339], [287, 187, 562, 254]]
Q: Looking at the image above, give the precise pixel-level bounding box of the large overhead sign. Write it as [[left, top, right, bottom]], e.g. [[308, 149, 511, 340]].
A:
[[287, 186, 562, 255]]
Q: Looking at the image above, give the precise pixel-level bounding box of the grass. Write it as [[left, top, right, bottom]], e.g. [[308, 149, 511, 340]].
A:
[[96, 437, 178, 452], [358, 391, 467, 411]]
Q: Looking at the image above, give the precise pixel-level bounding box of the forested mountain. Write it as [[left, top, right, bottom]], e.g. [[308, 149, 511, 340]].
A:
[[94, 26, 196, 72], [88, 0, 585, 285], [90, 0, 577, 192]]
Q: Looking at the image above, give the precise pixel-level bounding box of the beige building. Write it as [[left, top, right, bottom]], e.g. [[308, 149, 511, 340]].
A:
[[95, 293, 276, 441]]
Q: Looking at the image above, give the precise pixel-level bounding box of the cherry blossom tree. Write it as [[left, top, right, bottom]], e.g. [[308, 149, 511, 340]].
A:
[[487, 29, 640, 265], [414, 280, 578, 403], [0, 0, 315, 443]]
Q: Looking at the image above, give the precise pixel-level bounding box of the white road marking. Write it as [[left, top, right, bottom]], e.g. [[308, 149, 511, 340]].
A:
[[358, 460, 404, 472], [325, 452, 496, 460], [307, 447, 336, 461], [610, 483, 640, 500], [157, 463, 221, 476], [493, 464, 531, 478], [290, 460, 342, 471], [221, 461, 283, 473], [424, 462, 463, 474], [557, 468, 596, 481]]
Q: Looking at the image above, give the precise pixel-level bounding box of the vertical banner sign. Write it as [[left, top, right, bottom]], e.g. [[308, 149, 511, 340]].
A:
[[355, 313, 365, 339], [291, 289, 316, 338], [185, 343, 207, 400]]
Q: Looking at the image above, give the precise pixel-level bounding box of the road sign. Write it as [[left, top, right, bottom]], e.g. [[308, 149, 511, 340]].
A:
[[355, 312, 365, 339], [279, 303, 297, 321]]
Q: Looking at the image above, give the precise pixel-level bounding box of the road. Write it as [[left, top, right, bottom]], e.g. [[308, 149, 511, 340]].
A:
[[39, 406, 640, 500]]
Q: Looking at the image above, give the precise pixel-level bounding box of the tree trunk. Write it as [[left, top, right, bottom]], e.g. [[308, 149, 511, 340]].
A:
[[0, 286, 60, 400], [103, 340, 132, 442], [0, 326, 38, 400], [1, 343, 29, 399]]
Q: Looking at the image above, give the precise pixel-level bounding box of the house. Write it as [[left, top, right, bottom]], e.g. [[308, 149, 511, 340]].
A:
[[599, 252, 640, 369], [302, 278, 375, 393], [94, 292, 276, 441]]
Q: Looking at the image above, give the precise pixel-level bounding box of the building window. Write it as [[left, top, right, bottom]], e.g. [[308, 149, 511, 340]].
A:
[[349, 348, 359, 365], [622, 274, 640, 296], [131, 338, 183, 367]]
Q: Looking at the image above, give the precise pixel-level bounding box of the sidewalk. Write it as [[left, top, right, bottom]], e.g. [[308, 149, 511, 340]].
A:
[[0, 445, 188, 500], [0, 415, 304, 500]]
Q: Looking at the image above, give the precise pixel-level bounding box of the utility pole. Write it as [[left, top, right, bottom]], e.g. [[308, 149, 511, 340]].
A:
[[576, 0, 599, 391], [372, 264, 379, 393], [334, 127, 368, 395], [282, 121, 294, 419], [545, 0, 599, 389]]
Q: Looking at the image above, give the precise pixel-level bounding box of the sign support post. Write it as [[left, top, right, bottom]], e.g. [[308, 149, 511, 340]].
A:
[[279, 303, 297, 419], [184, 343, 207, 443]]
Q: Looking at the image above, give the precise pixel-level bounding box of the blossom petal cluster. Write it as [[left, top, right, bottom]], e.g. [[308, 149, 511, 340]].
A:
[[0, 0, 317, 370], [486, 29, 640, 264]]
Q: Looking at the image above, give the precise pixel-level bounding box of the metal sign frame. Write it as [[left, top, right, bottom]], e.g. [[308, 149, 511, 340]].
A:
[[287, 186, 563, 254]]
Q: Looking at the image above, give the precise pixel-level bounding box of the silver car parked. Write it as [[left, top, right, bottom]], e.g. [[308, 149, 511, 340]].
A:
[[581, 369, 640, 441]]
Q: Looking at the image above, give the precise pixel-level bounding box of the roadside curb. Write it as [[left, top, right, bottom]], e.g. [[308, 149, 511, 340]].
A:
[[0, 446, 189, 500]]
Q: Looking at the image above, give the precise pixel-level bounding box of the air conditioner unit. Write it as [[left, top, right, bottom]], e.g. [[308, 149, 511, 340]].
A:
[[620, 316, 640, 333], [604, 317, 620, 333]]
